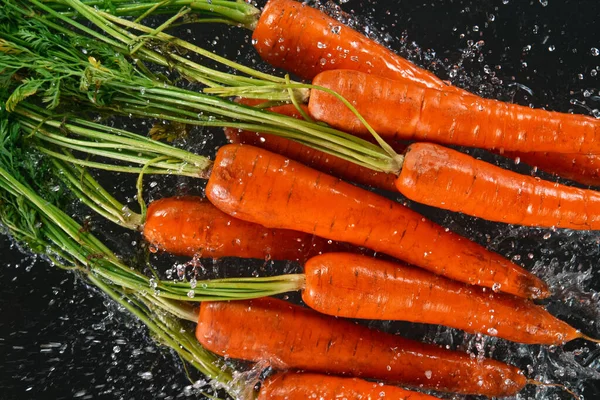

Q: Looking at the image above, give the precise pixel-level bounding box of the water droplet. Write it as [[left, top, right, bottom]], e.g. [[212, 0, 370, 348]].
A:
[[548, 45, 555, 52], [139, 371, 153, 380], [591, 48, 600, 56], [187, 290, 195, 298], [425, 370, 432, 379], [539, 0, 548, 6], [317, 42, 327, 49], [330, 25, 341, 35]]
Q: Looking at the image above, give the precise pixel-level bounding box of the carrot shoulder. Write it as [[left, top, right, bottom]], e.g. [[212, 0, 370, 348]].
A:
[[397, 143, 600, 229], [258, 372, 441, 400], [308, 69, 600, 154], [225, 98, 399, 192], [303, 253, 580, 345], [143, 196, 343, 262], [196, 297, 526, 397], [205, 144, 548, 299], [252, 0, 459, 92]]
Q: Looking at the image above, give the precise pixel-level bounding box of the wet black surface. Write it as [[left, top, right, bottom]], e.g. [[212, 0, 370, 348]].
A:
[[1, 0, 600, 399]]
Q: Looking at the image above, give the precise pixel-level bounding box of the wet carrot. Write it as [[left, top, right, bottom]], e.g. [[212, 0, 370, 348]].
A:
[[205, 144, 548, 299], [396, 143, 600, 229], [225, 98, 399, 192], [500, 151, 600, 187], [143, 196, 343, 262], [258, 372, 441, 400], [303, 253, 584, 345], [251, 0, 459, 92], [251, 0, 599, 183], [196, 297, 527, 397], [307, 69, 600, 154]]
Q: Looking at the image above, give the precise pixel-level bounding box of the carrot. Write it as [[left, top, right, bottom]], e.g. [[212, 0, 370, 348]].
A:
[[396, 143, 600, 229], [251, 0, 460, 93], [225, 98, 400, 192], [500, 151, 600, 187], [143, 196, 344, 262], [258, 372, 441, 400], [196, 297, 527, 397], [307, 69, 600, 154], [302, 252, 593, 345], [205, 143, 548, 299]]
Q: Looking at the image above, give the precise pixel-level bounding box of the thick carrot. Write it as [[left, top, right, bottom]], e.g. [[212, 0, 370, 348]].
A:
[[225, 98, 399, 192], [258, 372, 440, 400], [205, 144, 548, 299], [143, 196, 344, 262], [396, 143, 600, 229], [501, 151, 600, 187], [251, 0, 459, 92], [196, 297, 527, 397], [303, 253, 585, 345], [308, 69, 600, 154]]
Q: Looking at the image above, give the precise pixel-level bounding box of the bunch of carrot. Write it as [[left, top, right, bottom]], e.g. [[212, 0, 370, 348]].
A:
[[209, 0, 600, 230], [4, 0, 598, 398]]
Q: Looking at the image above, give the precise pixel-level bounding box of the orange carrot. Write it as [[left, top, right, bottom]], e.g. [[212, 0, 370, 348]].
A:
[[307, 69, 600, 154], [205, 144, 548, 299], [250, 0, 599, 184], [251, 0, 460, 93], [225, 98, 400, 192], [303, 253, 588, 345], [500, 151, 600, 187], [196, 297, 527, 397], [143, 196, 343, 262], [258, 372, 441, 400], [396, 143, 600, 229]]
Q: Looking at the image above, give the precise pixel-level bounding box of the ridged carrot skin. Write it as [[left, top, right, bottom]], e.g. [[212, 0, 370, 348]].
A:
[[225, 99, 399, 192], [501, 151, 600, 187], [397, 143, 600, 229], [196, 297, 526, 397], [308, 69, 600, 154], [205, 144, 549, 299], [252, 0, 459, 92], [143, 196, 342, 261], [258, 372, 441, 400], [303, 253, 580, 345]]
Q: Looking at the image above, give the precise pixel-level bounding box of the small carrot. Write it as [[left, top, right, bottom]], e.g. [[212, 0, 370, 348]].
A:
[[225, 98, 400, 192], [143, 196, 344, 262], [258, 372, 441, 400], [251, 0, 460, 93], [500, 151, 600, 187], [302, 253, 596, 345], [196, 297, 527, 397], [396, 143, 600, 229], [206, 144, 548, 298], [307, 69, 600, 154]]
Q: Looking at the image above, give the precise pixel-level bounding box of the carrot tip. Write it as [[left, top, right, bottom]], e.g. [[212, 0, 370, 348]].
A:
[[580, 333, 600, 344], [527, 379, 581, 400]]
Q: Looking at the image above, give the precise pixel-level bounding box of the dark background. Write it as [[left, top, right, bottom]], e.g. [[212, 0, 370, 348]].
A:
[[1, 0, 600, 399]]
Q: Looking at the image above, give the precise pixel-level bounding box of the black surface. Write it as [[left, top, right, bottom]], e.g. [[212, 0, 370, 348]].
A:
[[2, 0, 600, 399]]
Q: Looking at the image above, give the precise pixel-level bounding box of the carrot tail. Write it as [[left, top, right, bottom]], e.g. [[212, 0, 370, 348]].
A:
[[206, 144, 549, 299], [396, 142, 600, 230], [196, 297, 527, 397], [252, 0, 461, 92], [303, 253, 579, 345], [143, 196, 346, 262], [501, 150, 600, 187], [258, 372, 441, 400]]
